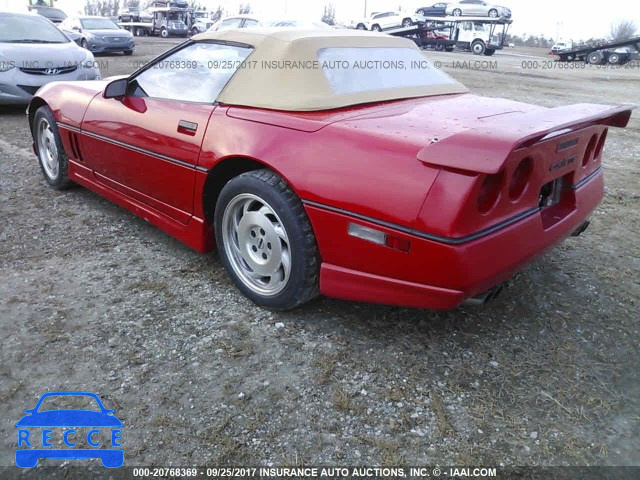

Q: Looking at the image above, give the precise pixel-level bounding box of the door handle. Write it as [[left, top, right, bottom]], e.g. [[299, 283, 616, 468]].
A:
[[177, 120, 198, 135]]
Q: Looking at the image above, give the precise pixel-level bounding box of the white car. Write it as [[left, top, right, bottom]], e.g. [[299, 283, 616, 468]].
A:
[[207, 16, 331, 32], [0, 11, 100, 105], [351, 11, 422, 31], [446, 1, 511, 18]]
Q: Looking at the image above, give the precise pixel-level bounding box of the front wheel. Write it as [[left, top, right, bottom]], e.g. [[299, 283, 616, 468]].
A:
[[608, 53, 620, 64], [484, 48, 496, 56], [488, 9, 498, 17], [160, 27, 168, 38], [371, 24, 382, 32], [33, 106, 72, 189], [402, 18, 413, 27], [356, 23, 366, 30], [471, 40, 486, 55], [81, 39, 89, 50], [214, 170, 320, 310], [452, 8, 462, 16], [123, 50, 133, 56]]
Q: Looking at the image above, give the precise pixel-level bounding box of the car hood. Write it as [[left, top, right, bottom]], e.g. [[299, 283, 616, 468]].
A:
[[0, 42, 86, 68], [87, 29, 130, 37], [16, 410, 123, 427]]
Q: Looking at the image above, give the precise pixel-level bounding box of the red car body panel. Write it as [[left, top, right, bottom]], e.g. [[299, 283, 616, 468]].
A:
[[29, 79, 633, 309]]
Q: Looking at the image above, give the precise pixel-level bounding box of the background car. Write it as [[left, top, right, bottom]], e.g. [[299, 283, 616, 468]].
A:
[[446, 0, 511, 18], [416, 3, 449, 17], [551, 40, 573, 53], [60, 16, 134, 55], [207, 14, 263, 31], [352, 11, 422, 31], [119, 6, 141, 22], [0, 12, 100, 105], [27, 5, 67, 24]]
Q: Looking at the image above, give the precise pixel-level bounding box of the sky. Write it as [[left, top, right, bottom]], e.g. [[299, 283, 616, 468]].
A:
[[47, 0, 640, 41]]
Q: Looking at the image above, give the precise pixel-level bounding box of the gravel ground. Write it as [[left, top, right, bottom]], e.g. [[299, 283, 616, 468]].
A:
[[1, 39, 638, 470]]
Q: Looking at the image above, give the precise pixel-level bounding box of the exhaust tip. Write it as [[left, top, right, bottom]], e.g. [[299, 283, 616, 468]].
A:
[[463, 285, 504, 306], [571, 220, 590, 237]]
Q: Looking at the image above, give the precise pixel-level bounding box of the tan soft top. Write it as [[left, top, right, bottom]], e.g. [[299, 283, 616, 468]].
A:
[[192, 28, 468, 111]]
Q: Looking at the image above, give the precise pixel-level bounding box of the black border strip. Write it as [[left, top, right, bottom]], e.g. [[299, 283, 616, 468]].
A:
[[58, 122, 208, 173], [302, 200, 541, 246], [567, 167, 602, 190]]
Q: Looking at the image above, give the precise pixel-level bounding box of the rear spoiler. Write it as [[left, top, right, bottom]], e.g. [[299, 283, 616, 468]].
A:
[[417, 104, 634, 174]]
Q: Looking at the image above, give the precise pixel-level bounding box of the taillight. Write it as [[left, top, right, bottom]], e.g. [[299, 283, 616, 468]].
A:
[[477, 170, 505, 214], [583, 134, 597, 167], [508, 157, 533, 201]]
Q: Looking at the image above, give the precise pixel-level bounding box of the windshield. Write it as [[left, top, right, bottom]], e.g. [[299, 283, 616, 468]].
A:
[[268, 20, 331, 28], [0, 14, 70, 43], [195, 12, 208, 19], [318, 47, 458, 95], [81, 18, 120, 30], [37, 395, 102, 412]]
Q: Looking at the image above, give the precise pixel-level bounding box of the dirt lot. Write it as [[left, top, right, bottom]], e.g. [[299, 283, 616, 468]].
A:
[[1, 38, 638, 471]]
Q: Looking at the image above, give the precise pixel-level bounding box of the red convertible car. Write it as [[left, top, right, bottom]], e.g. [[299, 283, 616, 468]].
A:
[[28, 29, 632, 310]]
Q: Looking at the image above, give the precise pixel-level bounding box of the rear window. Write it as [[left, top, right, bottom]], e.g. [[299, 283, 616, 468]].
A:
[[318, 47, 457, 95]]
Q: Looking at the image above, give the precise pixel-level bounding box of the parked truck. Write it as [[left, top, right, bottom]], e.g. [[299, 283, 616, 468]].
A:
[[118, 0, 189, 37]]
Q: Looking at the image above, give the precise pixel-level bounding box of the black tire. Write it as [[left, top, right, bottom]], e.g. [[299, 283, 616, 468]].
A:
[[445, 46, 454, 52], [452, 8, 462, 16], [214, 169, 320, 310], [608, 53, 620, 64], [356, 23, 366, 30], [123, 50, 133, 56], [32, 106, 72, 190], [488, 8, 498, 17], [191, 27, 199, 36], [417, 9, 426, 16], [160, 27, 168, 38], [484, 48, 496, 56], [434, 43, 444, 51], [371, 24, 382, 32], [587, 50, 603, 64], [471, 40, 486, 55], [402, 18, 413, 27]]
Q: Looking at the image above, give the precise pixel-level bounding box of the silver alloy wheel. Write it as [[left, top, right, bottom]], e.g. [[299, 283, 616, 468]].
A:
[[37, 118, 59, 180], [488, 9, 498, 17], [222, 193, 291, 296]]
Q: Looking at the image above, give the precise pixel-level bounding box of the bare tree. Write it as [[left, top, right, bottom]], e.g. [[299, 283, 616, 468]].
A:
[[321, 3, 336, 26], [609, 20, 637, 41], [238, 3, 251, 14], [211, 5, 224, 22]]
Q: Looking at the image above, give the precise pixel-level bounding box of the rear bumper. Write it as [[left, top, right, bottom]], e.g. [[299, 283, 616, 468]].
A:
[[310, 171, 604, 310]]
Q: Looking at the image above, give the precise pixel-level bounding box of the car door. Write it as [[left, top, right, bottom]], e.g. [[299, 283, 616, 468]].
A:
[[80, 41, 253, 224], [384, 12, 401, 28]]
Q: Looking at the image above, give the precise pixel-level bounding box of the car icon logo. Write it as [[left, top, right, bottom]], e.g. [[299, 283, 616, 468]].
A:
[[44, 68, 60, 75], [15, 391, 124, 468]]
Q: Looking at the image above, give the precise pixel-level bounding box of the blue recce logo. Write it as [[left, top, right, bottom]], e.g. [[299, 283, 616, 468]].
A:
[[15, 391, 124, 468]]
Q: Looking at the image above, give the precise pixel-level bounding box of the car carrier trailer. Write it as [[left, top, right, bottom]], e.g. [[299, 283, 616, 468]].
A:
[[118, 1, 189, 37], [554, 36, 640, 64], [384, 15, 512, 56]]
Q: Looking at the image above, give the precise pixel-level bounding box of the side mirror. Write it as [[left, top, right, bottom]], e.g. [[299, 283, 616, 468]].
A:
[[103, 78, 128, 99]]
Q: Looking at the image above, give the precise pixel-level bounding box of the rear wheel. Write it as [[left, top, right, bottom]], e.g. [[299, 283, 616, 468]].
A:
[[587, 50, 604, 64], [402, 18, 413, 27], [123, 50, 133, 56], [214, 169, 320, 310], [484, 48, 496, 56], [452, 8, 462, 16], [33, 106, 72, 190], [371, 24, 382, 31], [417, 9, 426, 16], [434, 43, 444, 51], [356, 23, 366, 30], [471, 40, 486, 55], [608, 53, 620, 64], [488, 8, 498, 17]]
